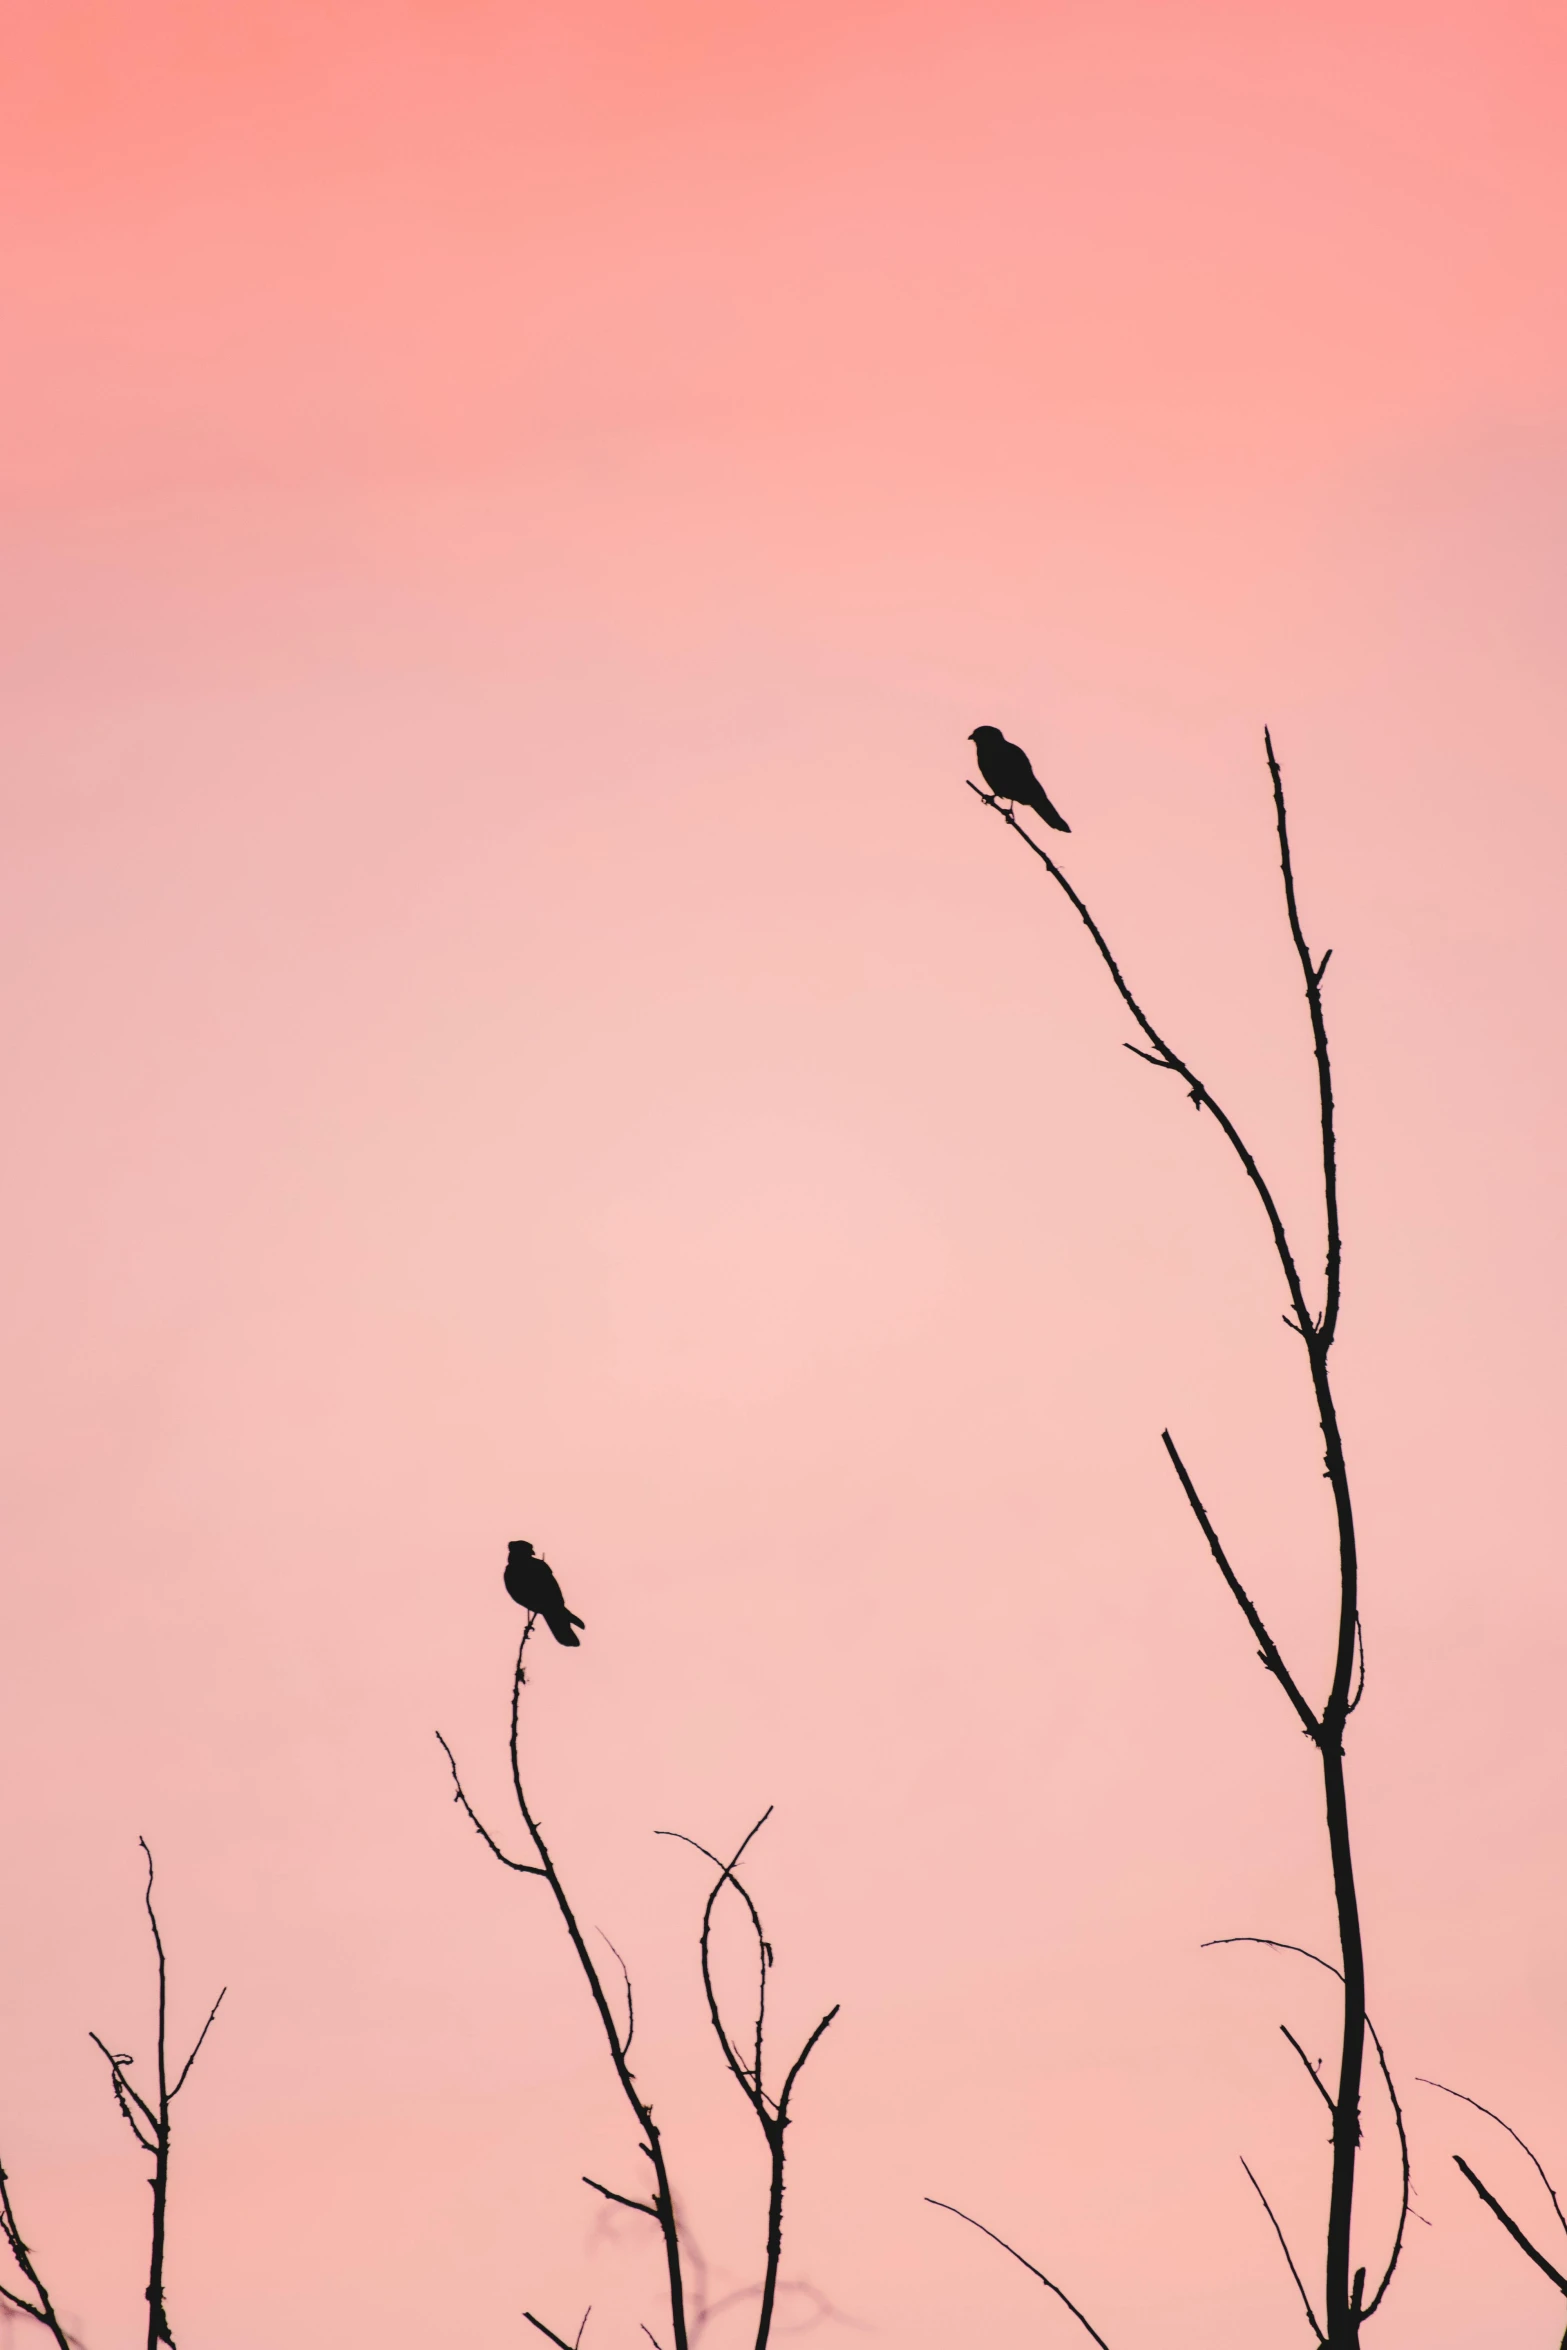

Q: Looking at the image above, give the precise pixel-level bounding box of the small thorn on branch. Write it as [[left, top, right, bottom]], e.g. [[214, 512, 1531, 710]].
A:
[[1315, 949, 1333, 982]]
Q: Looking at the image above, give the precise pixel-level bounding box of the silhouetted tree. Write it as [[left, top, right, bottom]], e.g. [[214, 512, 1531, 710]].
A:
[[938, 730, 1404, 2349], [1, 1843, 223, 2350], [439, 1613, 837, 2350]]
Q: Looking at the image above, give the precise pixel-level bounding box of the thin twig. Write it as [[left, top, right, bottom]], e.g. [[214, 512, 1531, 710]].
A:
[[598, 1932, 636, 2060], [1264, 729, 1342, 1346], [924, 2199, 1111, 2349], [435, 1733, 546, 1875], [1280, 2025, 1336, 2117], [1160, 1432, 1320, 1739], [1344, 1614, 1366, 1718], [1239, 2160, 1326, 2344], [169, 1989, 227, 2100], [583, 2177, 659, 2219]]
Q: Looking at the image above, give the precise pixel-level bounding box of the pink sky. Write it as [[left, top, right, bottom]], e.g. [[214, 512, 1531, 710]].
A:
[[1, 4, 1564, 2344]]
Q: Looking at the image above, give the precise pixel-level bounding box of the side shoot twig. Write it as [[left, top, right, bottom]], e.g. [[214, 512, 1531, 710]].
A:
[[439, 1621, 691, 2350], [656, 1817, 839, 2350], [968, 733, 1373, 2345], [89, 1842, 226, 2350]]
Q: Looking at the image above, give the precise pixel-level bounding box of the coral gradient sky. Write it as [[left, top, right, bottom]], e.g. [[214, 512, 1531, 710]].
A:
[[1, 5, 1564, 2345]]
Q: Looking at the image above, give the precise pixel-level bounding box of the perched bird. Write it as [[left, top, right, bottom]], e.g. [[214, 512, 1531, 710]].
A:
[[503, 1539, 584, 1646], [968, 726, 1070, 832]]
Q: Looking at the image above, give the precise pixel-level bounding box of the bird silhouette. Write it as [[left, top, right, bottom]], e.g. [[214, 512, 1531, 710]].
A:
[[969, 726, 1070, 832], [503, 1539, 584, 1646]]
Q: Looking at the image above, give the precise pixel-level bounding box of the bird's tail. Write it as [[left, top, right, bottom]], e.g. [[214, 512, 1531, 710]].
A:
[[544, 1607, 585, 1647]]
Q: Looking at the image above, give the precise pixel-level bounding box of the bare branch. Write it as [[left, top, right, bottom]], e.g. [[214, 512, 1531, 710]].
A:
[[1239, 2160, 1326, 2344], [776, 2009, 841, 2120], [1453, 2160, 1567, 2297], [87, 2035, 158, 2146], [170, 1989, 227, 2098], [525, 2311, 586, 2350], [1161, 1433, 1320, 1740], [582, 2177, 659, 2220], [924, 2199, 1111, 2349], [1264, 731, 1342, 1347], [434, 1732, 546, 1875], [964, 773, 1319, 1343], [0, 2162, 75, 2350]]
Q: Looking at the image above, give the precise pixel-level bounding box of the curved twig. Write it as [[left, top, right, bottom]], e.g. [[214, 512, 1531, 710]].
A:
[[435, 1733, 546, 1876], [598, 1931, 636, 2060], [657, 1819, 837, 2350], [657, 1820, 774, 2110], [1419, 2081, 1567, 2241], [1345, 1613, 1366, 1718], [925, 2199, 1111, 2349]]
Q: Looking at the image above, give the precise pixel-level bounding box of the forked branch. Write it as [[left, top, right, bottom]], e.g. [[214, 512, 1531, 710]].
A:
[[658, 1819, 839, 2350], [89, 1843, 225, 2350]]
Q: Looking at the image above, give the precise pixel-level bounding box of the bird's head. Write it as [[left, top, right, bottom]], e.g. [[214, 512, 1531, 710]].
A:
[[507, 1539, 536, 1563], [969, 725, 1002, 746]]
